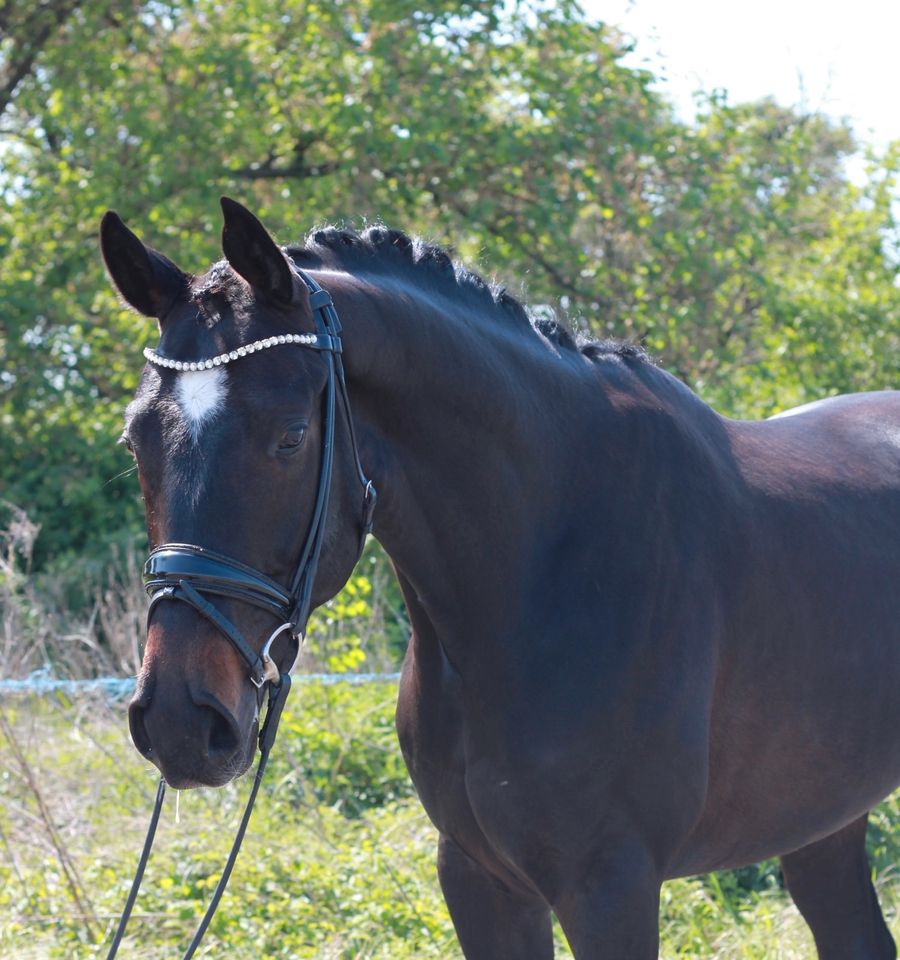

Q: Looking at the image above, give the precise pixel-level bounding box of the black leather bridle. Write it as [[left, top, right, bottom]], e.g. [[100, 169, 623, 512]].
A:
[[144, 269, 375, 690], [106, 266, 375, 959]]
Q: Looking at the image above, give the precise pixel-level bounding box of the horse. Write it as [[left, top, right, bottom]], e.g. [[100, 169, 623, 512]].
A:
[[100, 198, 900, 959]]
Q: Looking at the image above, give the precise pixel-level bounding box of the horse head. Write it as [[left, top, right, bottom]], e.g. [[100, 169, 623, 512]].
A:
[[100, 199, 372, 788]]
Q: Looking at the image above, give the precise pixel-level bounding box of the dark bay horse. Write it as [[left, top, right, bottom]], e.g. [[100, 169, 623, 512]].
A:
[[100, 198, 900, 958]]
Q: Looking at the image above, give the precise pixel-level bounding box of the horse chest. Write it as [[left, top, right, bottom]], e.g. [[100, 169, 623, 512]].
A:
[[396, 636, 472, 826], [395, 634, 544, 886], [395, 632, 618, 892]]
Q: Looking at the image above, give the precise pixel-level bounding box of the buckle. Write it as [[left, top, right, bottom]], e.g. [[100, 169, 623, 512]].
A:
[[308, 289, 332, 310], [257, 622, 298, 686]]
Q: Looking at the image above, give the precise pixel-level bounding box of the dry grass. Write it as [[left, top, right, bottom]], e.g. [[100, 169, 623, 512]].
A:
[[0, 505, 145, 681], [0, 510, 402, 685]]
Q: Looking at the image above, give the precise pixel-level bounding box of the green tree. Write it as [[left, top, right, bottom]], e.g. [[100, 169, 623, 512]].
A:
[[629, 98, 900, 415], [0, 0, 667, 563], [1, 0, 897, 567]]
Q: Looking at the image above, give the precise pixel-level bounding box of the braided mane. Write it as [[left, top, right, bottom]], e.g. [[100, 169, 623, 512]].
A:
[[287, 226, 647, 363]]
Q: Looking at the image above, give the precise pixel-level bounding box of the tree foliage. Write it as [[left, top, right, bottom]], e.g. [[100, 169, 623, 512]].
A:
[[1, 0, 898, 565]]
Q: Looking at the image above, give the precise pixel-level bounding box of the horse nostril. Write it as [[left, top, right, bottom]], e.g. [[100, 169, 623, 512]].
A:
[[128, 702, 154, 759], [125, 684, 249, 787], [203, 703, 241, 760]]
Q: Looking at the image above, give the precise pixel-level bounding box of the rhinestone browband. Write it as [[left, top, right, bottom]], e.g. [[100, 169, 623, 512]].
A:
[[143, 333, 320, 371]]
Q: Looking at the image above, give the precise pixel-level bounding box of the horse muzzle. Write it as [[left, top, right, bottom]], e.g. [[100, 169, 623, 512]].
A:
[[129, 672, 257, 789]]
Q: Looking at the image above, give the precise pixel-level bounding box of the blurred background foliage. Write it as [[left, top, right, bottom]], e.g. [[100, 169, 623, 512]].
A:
[[1, 0, 898, 589]]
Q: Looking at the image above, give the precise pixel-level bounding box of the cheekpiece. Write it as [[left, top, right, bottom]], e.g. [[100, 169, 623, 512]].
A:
[[143, 333, 319, 371]]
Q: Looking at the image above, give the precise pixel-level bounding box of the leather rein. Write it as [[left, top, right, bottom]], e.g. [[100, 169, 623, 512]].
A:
[[105, 267, 375, 958]]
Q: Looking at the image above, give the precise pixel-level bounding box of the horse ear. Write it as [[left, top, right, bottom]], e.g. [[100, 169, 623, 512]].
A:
[[100, 212, 187, 318], [220, 196, 294, 304]]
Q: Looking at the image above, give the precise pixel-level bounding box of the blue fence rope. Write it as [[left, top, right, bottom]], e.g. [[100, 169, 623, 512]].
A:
[[0, 666, 401, 700]]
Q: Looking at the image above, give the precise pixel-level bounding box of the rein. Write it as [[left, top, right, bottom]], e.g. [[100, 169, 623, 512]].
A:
[[105, 267, 375, 957]]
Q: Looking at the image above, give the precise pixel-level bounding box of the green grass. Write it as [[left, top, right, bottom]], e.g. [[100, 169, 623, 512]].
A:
[[0, 686, 897, 959]]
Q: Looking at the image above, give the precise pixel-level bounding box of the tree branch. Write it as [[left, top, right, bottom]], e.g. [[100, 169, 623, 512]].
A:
[[0, 0, 82, 116], [228, 158, 341, 180]]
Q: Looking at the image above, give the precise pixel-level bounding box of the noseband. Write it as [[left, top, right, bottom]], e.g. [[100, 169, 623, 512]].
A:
[[106, 266, 376, 959]]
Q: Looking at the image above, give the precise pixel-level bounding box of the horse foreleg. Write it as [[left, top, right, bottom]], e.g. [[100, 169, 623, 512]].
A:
[[437, 834, 554, 960], [552, 842, 660, 959], [781, 813, 896, 960]]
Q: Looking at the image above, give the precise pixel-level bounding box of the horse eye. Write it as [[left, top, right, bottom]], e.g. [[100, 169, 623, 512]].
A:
[[277, 427, 306, 451]]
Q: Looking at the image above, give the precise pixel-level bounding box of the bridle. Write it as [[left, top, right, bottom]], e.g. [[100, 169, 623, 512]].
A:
[[105, 265, 376, 958], [143, 269, 375, 690]]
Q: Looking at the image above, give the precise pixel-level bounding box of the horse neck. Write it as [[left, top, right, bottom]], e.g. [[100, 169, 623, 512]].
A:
[[323, 269, 580, 656], [322, 269, 732, 671]]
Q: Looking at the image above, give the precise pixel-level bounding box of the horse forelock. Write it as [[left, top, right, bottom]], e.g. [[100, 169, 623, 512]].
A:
[[192, 259, 238, 298], [187, 261, 250, 328]]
